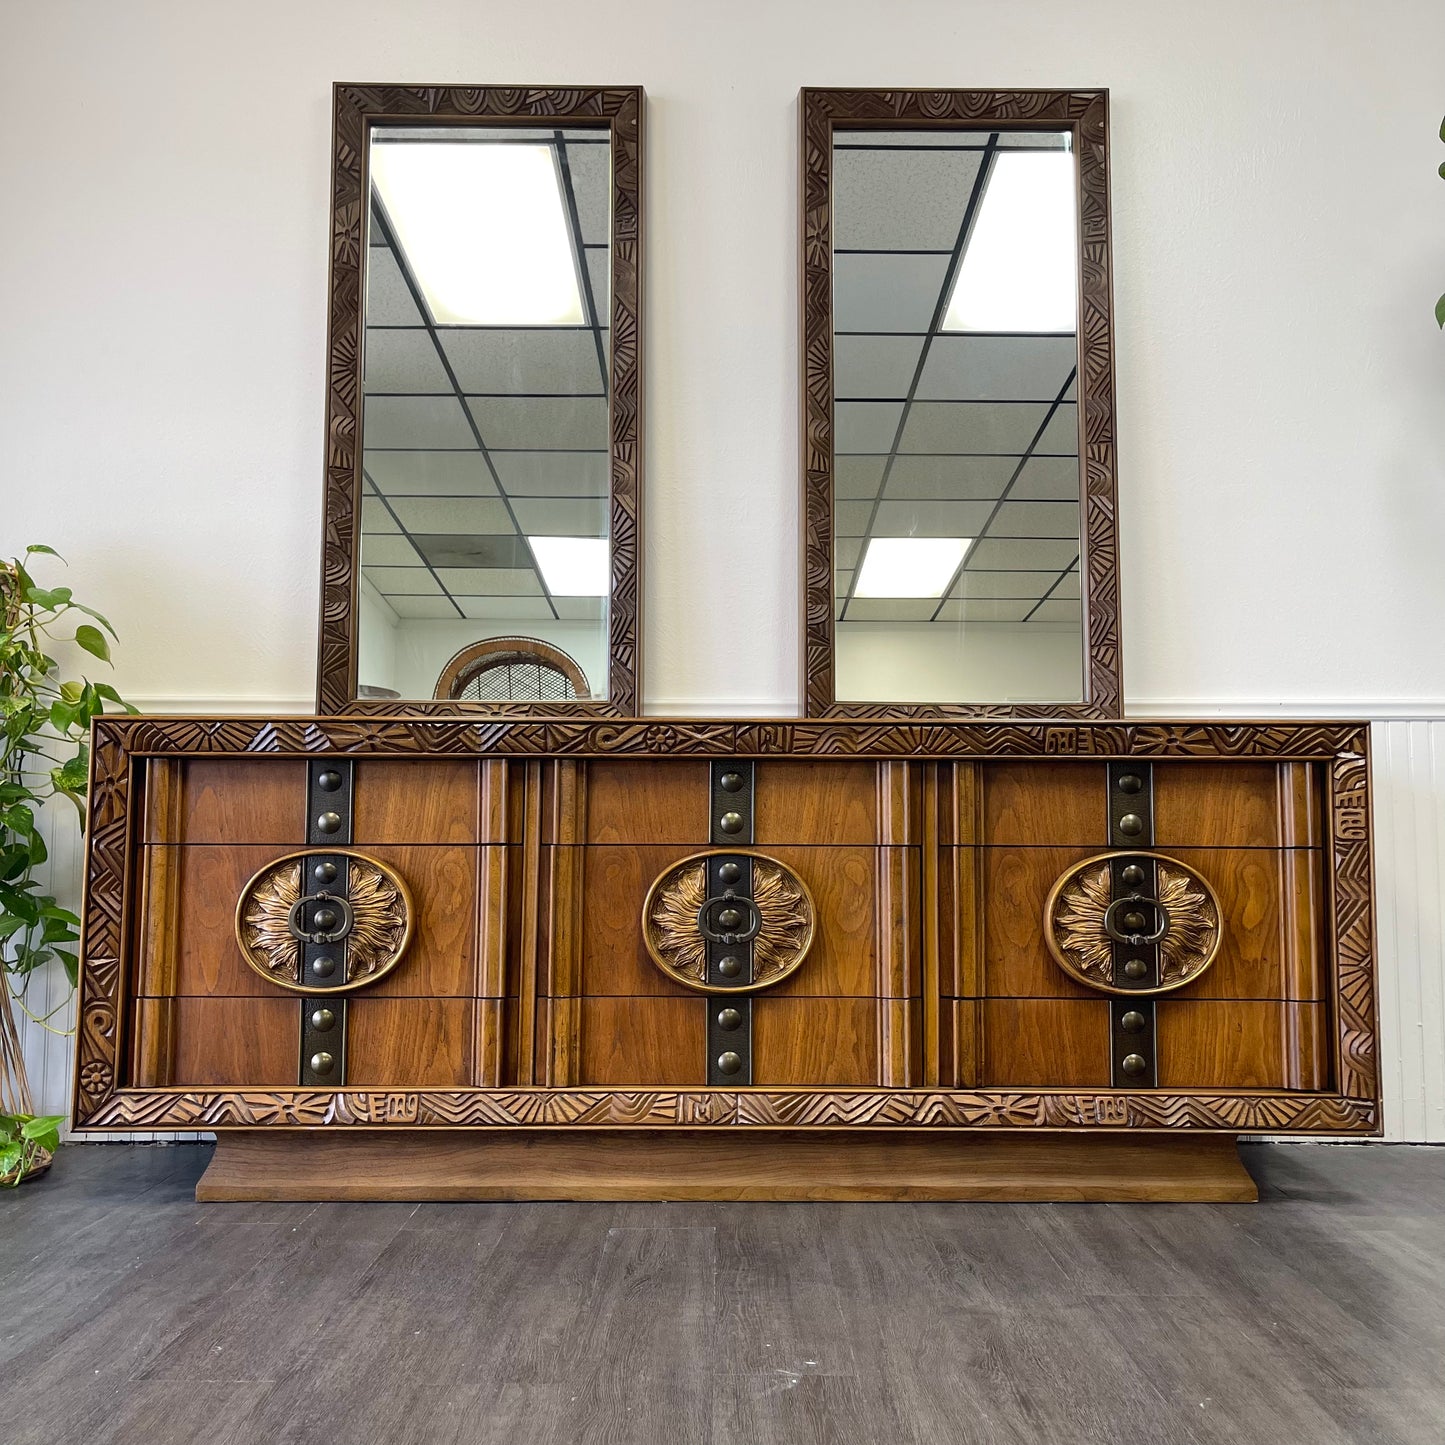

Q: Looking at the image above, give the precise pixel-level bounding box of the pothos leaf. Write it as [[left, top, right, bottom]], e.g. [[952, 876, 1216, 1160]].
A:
[[73, 625, 111, 664]]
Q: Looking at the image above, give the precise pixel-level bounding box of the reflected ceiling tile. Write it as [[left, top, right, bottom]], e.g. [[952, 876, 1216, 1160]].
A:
[[836, 538, 863, 570], [1036, 401, 1080, 455], [899, 401, 1050, 455], [1052, 570, 1081, 600], [360, 497, 399, 533], [884, 455, 1017, 500], [363, 395, 478, 450], [1031, 598, 1083, 622], [364, 451, 498, 496], [991, 500, 1082, 540], [360, 533, 421, 566], [833, 254, 950, 333], [834, 500, 875, 537], [917, 335, 1077, 402], [966, 537, 1079, 571], [832, 148, 983, 249], [554, 597, 605, 620], [362, 566, 443, 596], [834, 400, 904, 453], [836, 456, 887, 500], [996, 131, 1070, 150], [389, 496, 513, 533], [837, 130, 993, 149], [511, 497, 608, 536], [562, 140, 612, 246], [585, 247, 610, 319], [952, 570, 1059, 599], [457, 595, 560, 621], [466, 395, 608, 450], [363, 329, 452, 394], [834, 335, 924, 399], [842, 599, 939, 622], [440, 328, 603, 396], [411, 533, 530, 568], [387, 595, 463, 619], [1011, 456, 1080, 500], [491, 451, 608, 496], [873, 499, 994, 537], [435, 567, 542, 596], [364, 246, 424, 325], [932, 598, 1032, 623]]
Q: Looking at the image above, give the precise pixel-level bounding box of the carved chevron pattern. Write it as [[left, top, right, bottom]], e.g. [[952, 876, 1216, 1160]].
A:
[[315, 84, 643, 716], [800, 89, 1121, 718]]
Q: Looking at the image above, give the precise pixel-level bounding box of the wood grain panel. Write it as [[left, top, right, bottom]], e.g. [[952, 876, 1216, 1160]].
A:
[[753, 762, 877, 844], [941, 998, 980, 1087], [585, 761, 708, 843], [980, 847, 1098, 999], [347, 998, 474, 1086], [981, 763, 1104, 847], [980, 999, 1111, 1087], [150, 759, 307, 845], [170, 996, 297, 1087], [1155, 1001, 1302, 1089], [151, 844, 486, 999], [352, 760, 483, 843], [1153, 763, 1281, 848], [577, 845, 883, 997], [130, 996, 176, 1087], [753, 998, 880, 1086], [576, 997, 705, 1085]]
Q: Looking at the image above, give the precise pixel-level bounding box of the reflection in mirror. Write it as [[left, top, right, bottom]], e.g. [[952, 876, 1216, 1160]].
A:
[[357, 125, 612, 702], [832, 129, 1084, 704]]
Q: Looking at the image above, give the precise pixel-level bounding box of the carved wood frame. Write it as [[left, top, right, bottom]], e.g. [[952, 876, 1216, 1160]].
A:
[[800, 88, 1122, 718], [316, 84, 644, 716], [74, 716, 1378, 1135]]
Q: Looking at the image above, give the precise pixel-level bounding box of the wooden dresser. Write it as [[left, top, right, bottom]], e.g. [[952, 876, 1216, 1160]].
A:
[[72, 714, 1379, 1201]]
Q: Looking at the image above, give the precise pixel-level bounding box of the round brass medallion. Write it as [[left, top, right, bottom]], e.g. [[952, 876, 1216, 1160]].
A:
[[1043, 850, 1222, 997], [233, 849, 414, 994], [641, 850, 816, 995]]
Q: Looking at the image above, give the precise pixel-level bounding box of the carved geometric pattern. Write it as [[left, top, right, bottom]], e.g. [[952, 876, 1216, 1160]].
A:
[[315, 84, 643, 717], [799, 88, 1122, 719], [72, 716, 1379, 1136]]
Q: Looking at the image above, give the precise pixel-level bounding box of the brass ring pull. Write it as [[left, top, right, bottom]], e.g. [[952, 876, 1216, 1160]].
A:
[[1102, 894, 1171, 947], [696, 891, 763, 946], [286, 890, 355, 947]]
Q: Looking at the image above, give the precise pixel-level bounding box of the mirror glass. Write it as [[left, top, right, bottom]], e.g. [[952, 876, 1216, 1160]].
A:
[[356, 125, 612, 702], [831, 128, 1084, 704]]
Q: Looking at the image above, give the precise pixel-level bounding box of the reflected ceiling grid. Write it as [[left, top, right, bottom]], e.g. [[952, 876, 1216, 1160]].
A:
[[362, 133, 611, 623], [834, 130, 1082, 627]]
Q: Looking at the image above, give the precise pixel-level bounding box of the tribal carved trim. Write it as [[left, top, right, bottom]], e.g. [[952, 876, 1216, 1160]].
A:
[[800, 89, 1121, 718], [80, 1087, 1378, 1135], [315, 84, 643, 716]]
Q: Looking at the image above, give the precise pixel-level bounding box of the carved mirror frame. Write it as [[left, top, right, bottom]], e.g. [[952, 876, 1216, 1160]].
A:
[[315, 83, 643, 715], [800, 88, 1122, 718]]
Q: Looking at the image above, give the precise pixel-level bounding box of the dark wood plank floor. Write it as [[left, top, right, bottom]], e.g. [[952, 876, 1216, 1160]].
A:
[[2, 1142, 1442, 1444]]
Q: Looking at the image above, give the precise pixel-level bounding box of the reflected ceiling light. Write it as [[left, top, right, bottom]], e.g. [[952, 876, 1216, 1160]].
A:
[[854, 537, 970, 598], [942, 151, 1077, 333], [370, 141, 584, 326], [528, 535, 609, 596]]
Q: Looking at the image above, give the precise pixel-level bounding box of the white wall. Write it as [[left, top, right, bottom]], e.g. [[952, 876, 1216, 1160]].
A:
[[4, 0, 1445, 1134]]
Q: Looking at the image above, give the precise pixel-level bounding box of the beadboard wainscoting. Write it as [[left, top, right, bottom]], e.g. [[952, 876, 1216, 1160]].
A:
[[16, 704, 1445, 1143]]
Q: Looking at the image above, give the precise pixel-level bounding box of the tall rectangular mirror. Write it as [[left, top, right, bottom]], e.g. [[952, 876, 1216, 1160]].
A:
[[317, 85, 642, 714], [801, 89, 1121, 717]]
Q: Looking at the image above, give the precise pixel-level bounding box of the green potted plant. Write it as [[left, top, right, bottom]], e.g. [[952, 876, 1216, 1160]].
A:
[[1, 545, 134, 1184]]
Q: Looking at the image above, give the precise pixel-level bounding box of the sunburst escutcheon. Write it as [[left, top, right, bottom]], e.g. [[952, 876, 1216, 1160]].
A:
[[233, 849, 414, 993], [1043, 850, 1223, 996], [642, 850, 816, 995]]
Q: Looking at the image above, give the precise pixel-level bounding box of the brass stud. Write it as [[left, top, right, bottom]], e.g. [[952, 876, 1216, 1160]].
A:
[[719, 771, 743, 793], [1120, 1010, 1146, 1033], [313, 861, 338, 884], [1120, 1053, 1148, 1077], [1121, 863, 1145, 887], [717, 906, 743, 930], [716, 1051, 743, 1075], [718, 956, 742, 978], [315, 811, 343, 835], [718, 861, 742, 885], [309, 1051, 336, 1076], [1122, 910, 1146, 932], [311, 956, 337, 979], [1117, 813, 1144, 837], [317, 770, 343, 792], [312, 905, 339, 931], [1118, 773, 1143, 794], [1122, 958, 1147, 980], [716, 1007, 742, 1031], [310, 1008, 336, 1032], [718, 811, 744, 835]]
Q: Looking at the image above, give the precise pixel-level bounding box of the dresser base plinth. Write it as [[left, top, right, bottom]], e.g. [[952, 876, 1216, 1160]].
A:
[[194, 1130, 1259, 1203]]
